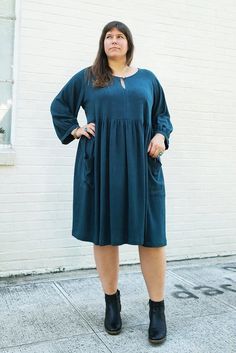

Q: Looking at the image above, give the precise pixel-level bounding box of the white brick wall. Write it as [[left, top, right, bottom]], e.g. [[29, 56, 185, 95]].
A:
[[1, 0, 236, 276]]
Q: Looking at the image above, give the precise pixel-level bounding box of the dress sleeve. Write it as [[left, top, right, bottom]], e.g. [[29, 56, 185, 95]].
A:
[[151, 75, 173, 150], [50, 69, 86, 145]]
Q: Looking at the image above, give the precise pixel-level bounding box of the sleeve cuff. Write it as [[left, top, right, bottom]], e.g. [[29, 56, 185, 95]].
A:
[[153, 130, 169, 150], [61, 123, 80, 145]]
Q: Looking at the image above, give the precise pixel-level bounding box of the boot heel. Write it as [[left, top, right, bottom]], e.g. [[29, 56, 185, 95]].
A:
[[104, 289, 122, 335]]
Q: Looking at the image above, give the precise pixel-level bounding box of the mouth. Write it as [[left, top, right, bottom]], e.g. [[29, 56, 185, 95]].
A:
[[110, 47, 120, 50]]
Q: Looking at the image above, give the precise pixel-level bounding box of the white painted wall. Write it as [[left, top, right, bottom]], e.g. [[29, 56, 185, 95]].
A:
[[1, 0, 236, 276]]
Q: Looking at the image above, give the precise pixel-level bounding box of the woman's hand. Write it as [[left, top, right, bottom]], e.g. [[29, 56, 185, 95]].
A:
[[147, 133, 165, 158], [72, 122, 96, 140]]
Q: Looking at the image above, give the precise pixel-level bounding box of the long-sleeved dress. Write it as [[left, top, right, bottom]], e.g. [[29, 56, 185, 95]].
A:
[[50, 67, 173, 247]]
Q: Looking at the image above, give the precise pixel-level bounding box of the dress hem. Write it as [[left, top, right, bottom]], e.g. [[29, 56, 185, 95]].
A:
[[71, 233, 167, 247]]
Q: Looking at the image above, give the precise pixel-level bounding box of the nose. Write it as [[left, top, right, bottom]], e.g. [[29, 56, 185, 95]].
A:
[[112, 37, 117, 44]]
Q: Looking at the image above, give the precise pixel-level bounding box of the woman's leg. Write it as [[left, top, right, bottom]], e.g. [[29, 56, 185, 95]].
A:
[[138, 245, 166, 301], [139, 245, 167, 343], [93, 245, 119, 294], [94, 245, 122, 334]]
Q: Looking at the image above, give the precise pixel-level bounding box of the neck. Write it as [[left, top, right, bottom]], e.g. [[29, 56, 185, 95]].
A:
[[108, 59, 128, 73]]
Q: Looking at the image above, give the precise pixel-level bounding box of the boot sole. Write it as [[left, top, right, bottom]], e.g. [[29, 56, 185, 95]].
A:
[[149, 336, 166, 344], [105, 326, 122, 335]]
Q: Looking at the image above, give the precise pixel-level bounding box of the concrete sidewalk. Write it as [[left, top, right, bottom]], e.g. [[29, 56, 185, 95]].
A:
[[0, 255, 235, 353]]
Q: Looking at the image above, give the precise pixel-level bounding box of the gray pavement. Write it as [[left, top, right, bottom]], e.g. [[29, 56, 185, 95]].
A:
[[0, 255, 235, 353]]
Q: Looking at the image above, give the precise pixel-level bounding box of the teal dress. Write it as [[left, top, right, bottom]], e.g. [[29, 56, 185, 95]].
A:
[[50, 67, 173, 247]]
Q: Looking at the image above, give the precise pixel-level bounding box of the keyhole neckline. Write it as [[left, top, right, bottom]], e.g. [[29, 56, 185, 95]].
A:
[[112, 68, 140, 79]]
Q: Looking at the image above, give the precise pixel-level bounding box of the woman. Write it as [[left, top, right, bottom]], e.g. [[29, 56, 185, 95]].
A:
[[50, 20, 173, 344]]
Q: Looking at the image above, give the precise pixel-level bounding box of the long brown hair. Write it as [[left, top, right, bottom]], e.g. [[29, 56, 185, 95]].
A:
[[86, 21, 135, 88]]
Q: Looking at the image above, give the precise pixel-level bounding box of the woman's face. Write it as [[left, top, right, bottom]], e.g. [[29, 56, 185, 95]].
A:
[[104, 27, 128, 60]]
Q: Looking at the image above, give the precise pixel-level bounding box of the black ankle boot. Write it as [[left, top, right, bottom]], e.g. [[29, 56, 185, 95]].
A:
[[104, 289, 122, 335], [148, 299, 167, 344]]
